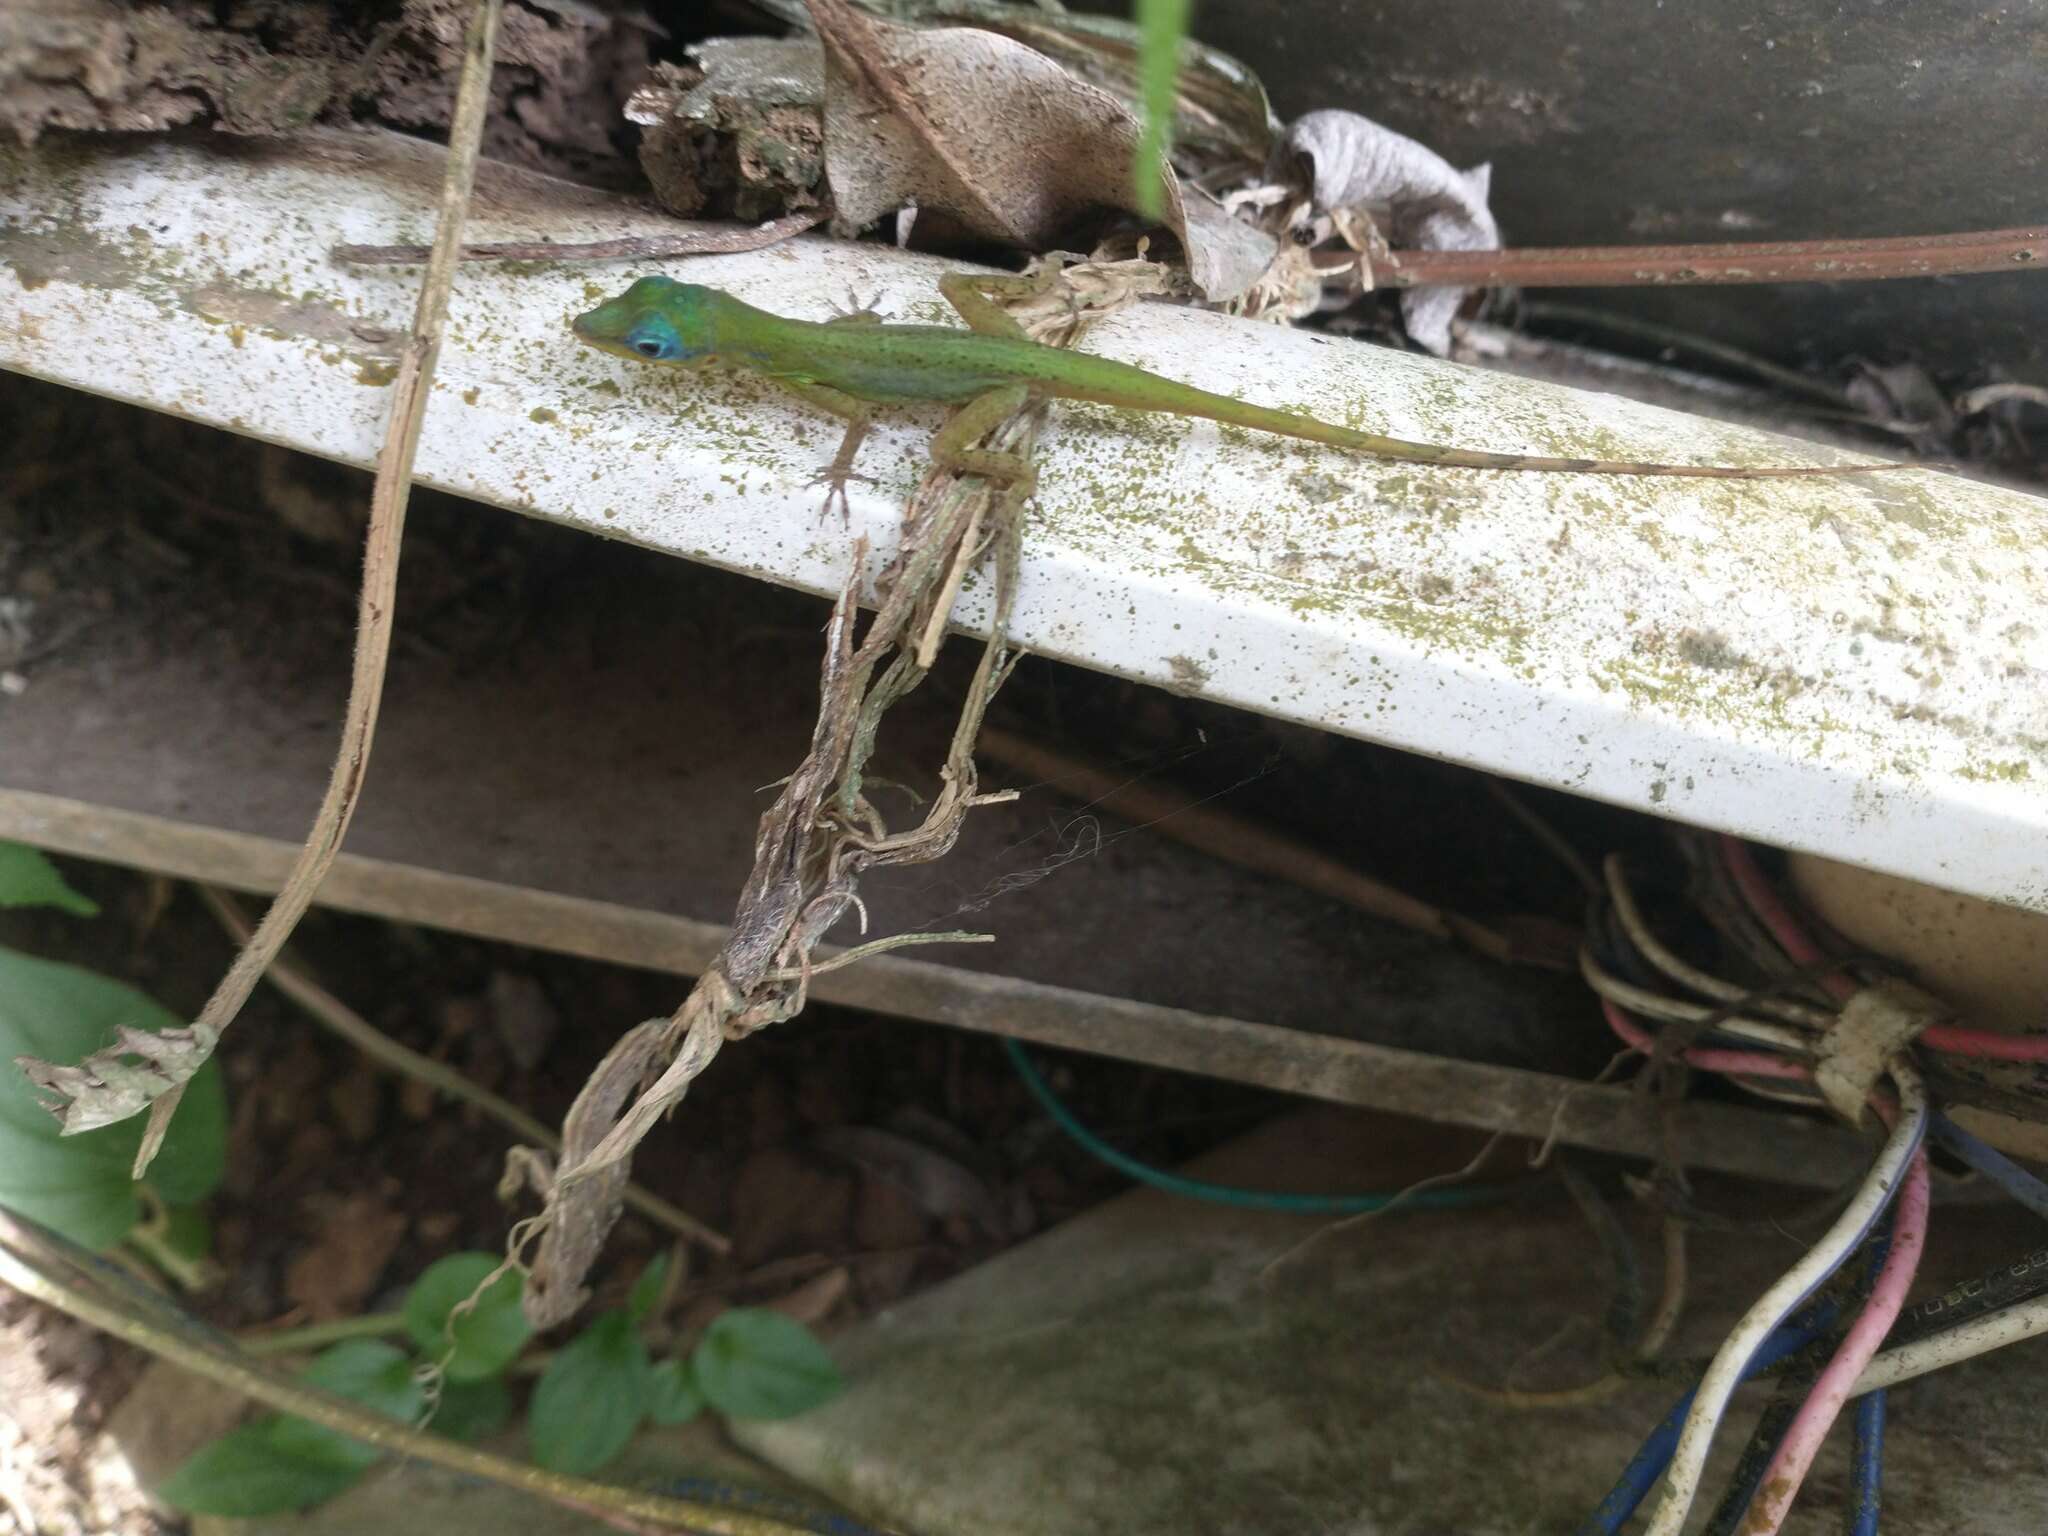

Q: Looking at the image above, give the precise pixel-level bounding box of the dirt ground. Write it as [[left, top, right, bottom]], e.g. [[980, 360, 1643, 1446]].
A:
[[2, 846, 1329, 1534]]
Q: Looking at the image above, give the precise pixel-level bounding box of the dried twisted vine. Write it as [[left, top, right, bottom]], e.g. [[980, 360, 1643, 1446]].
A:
[[505, 331, 1076, 1324]]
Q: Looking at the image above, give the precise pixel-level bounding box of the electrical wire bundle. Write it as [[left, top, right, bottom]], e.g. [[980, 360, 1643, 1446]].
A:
[[1577, 834, 2048, 1535]]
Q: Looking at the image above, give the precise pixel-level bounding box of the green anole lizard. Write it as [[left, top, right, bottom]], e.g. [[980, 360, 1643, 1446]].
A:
[[572, 269, 1907, 510]]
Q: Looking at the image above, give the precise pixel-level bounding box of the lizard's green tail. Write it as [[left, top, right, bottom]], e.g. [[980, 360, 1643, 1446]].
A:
[[1047, 358, 1905, 479]]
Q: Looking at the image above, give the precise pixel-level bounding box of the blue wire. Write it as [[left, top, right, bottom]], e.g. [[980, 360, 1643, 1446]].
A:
[[1579, 1114, 1923, 1536], [1929, 1112, 2048, 1223], [1003, 1038, 1508, 1215], [659, 1478, 884, 1536], [1702, 1205, 1899, 1535], [1847, 1389, 1886, 1536], [1575, 1317, 1831, 1536]]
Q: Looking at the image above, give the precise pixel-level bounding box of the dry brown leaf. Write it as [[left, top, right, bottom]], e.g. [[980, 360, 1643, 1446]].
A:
[[817, 1125, 1001, 1235], [762, 1265, 850, 1325], [486, 970, 560, 1072], [729, 1148, 857, 1267], [808, 0, 1272, 301], [928, 0, 1278, 170], [283, 1192, 407, 1321]]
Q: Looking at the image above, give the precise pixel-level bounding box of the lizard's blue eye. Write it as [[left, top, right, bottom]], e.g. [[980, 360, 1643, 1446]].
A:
[[623, 321, 686, 361]]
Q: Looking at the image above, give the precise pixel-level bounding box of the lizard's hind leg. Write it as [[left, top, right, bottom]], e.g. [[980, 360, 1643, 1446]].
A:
[[938, 269, 1064, 342], [930, 384, 1038, 500]]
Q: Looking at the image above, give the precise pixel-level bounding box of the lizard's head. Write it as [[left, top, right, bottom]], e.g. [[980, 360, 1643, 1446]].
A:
[[572, 276, 715, 368]]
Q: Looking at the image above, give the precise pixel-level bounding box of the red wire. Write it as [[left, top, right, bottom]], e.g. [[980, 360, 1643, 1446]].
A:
[[1918, 1023, 2048, 1061], [1599, 998, 1811, 1080], [1717, 835, 1856, 1003], [1717, 834, 2048, 1062], [1738, 1147, 1932, 1535]]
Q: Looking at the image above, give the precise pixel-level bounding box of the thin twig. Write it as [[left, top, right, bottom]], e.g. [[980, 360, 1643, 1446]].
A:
[[916, 491, 988, 668], [0, 1210, 818, 1536], [978, 727, 1524, 964], [17, 0, 506, 1173], [238, 1311, 408, 1358], [1380, 225, 2047, 289], [1528, 1048, 1635, 1169], [764, 929, 995, 982], [332, 210, 827, 267], [1255, 1132, 1512, 1285], [196, 886, 729, 1255], [1955, 381, 2048, 417], [1517, 300, 1855, 409], [1483, 778, 1600, 897]]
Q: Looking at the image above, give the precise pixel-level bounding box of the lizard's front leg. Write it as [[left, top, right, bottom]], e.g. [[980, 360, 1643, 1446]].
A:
[[825, 288, 888, 326], [779, 379, 879, 522]]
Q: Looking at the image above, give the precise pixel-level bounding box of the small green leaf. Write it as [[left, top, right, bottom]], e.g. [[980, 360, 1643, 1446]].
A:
[[429, 1375, 514, 1442], [528, 1311, 650, 1474], [647, 1358, 705, 1426], [155, 1202, 213, 1263], [403, 1252, 531, 1382], [155, 1342, 421, 1515], [0, 843, 99, 916], [268, 1340, 424, 1470], [0, 945, 228, 1249], [627, 1252, 670, 1324], [157, 1424, 365, 1516], [690, 1310, 842, 1421]]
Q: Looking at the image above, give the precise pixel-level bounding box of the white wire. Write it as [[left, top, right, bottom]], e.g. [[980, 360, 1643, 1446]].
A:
[[1639, 1055, 1927, 1536], [1852, 1293, 2048, 1395], [1577, 949, 1813, 1053], [1721, 1074, 1829, 1109], [1602, 854, 1836, 1032]]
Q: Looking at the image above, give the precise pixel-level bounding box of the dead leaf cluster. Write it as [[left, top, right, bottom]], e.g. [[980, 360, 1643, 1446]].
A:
[[625, 0, 1276, 302]]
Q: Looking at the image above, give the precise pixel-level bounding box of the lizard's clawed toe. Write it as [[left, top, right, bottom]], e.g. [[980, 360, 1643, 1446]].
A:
[[828, 288, 889, 326], [807, 465, 878, 523]]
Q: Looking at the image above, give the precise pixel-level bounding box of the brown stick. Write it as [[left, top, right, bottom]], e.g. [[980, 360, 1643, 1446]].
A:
[[1378, 226, 2047, 289], [0, 789, 1867, 1188], [331, 209, 827, 267], [975, 726, 1526, 966]]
